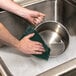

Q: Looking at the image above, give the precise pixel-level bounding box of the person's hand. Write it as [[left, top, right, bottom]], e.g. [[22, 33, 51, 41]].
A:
[[0, 0, 45, 25], [21, 9, 45, 25], [17, 33, 45, 55]]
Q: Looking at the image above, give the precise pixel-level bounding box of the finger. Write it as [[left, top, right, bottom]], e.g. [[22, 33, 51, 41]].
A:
[[25, 33, 35, 39], [33, 16, 44, 24], [34, 43, 44, 49], [34, 18, 40, 24], [33, 18, 38, 25], [34, 41, 43, 46], [38, 16, 45, 21], [33, 13, 45, 24], [39, 13, 45, 17], [34, 51, 43, 54], [34, 18, 42, 24], [27, 16, 35, 25], [34, 47, 45, 52]]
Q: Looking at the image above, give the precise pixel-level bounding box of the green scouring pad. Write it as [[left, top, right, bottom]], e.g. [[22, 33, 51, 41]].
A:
[[20, 26, 51, 60]]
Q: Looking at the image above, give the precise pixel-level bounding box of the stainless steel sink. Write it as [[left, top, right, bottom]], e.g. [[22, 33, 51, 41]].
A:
[[0, 57, 12, 76], [0, 11, 30, 39], [0, 0, 76, 76], [0, 0, 64, 38], [63, 0, 76, 36], [25, 0, 76, 76], [60, 69, 76, 76], [37, 0, 76, 75], [63, 13, 76, 36], [0, 0, 63, 38], [38, 58, 76, 76]]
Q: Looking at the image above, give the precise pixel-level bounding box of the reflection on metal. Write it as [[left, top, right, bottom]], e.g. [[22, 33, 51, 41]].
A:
[[35, 21, 69, 57], [15, 0, 46, 7], [38, 58, 76, 76], [63, 0, 76, 36], [0, 57, 12, 76]]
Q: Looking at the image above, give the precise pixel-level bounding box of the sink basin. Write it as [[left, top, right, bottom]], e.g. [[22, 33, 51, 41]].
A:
[[0, 0, 76, 76], [0, 11, 29, 39], [63, 13, 76, 36], [63, 0, 76, 36]]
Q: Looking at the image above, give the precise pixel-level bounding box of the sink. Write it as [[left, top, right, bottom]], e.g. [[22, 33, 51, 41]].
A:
[[0, 11, 29, 39], [37, 58, 76, 76], [0, 57, 12, 76], [26, 0, 76, 76], [0, 0, 64, 39], [63, 0, 76, 36], [60, 69, 76, 76], [0, 0, 76, 76], [63, 13, 76, 36]]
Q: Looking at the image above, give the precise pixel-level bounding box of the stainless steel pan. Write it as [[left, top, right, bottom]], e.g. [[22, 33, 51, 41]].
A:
[[35, 21, 69, 57]]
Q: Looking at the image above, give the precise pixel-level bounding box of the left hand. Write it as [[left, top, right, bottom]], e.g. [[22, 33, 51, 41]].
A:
[[21, 9, 45, 25]]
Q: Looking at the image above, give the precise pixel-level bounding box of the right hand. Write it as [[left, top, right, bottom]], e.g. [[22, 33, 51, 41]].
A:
[[17, 33, 45, 55]]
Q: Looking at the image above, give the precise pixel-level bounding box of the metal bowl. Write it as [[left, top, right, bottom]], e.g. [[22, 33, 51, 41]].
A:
[[35, 21, 69, 57]]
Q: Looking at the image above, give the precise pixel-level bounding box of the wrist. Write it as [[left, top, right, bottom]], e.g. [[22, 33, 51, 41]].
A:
[[13, 40, 20, 49]]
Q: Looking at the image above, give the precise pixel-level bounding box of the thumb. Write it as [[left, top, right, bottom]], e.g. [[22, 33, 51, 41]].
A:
[[25, 33, 35, 39]]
